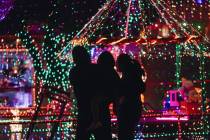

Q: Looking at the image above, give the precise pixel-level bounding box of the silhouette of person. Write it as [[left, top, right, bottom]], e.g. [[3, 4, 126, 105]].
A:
[[69, 46, 96, 140], [90, 51, 120, 140], [116, 54, 145, 140]]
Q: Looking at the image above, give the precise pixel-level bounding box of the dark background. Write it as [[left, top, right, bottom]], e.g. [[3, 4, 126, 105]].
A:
[[0, 0, 103, 35], [1, 0, 209, 35]]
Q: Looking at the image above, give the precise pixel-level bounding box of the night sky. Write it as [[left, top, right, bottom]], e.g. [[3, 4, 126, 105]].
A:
[[0, 0, 209, 35], [0, 0, 103, 35]]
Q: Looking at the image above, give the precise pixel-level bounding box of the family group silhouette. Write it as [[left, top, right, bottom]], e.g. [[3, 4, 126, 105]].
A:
[[70, 46, 146, 140]]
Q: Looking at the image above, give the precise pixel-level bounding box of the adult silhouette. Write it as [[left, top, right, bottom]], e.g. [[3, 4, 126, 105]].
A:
[[116, 54, 145, 140], [97, 51, 120, 104], [91, 51, 120, 140], [69, 46, 96, 140]]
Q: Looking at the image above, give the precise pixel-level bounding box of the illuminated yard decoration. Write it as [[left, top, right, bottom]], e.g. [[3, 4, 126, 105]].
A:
[[15, 1, 76, 139], [16, 21, 76, 140], [0, 48, 35, 108], [64, 0, 209, 46], [60, 0, 210, 138]]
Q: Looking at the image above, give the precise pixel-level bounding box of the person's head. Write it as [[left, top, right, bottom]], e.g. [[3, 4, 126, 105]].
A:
[[72, 46, 91, 66], [116, 53, 132, 73], [97, 51, 115, 68]]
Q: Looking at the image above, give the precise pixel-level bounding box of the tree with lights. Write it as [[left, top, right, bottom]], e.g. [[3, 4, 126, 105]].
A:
[[16, 0, 78, 139]]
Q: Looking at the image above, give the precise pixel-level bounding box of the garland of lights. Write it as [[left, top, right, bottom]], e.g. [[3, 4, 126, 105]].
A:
[[175, 44, 182, 88], [0, 119, 209, 139], [61, 0, 209, 49]]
